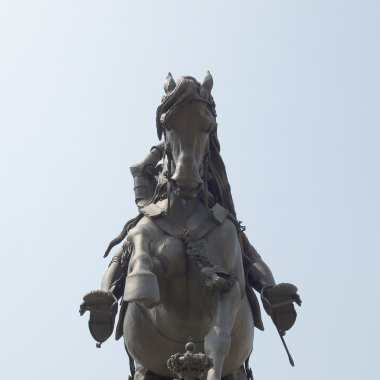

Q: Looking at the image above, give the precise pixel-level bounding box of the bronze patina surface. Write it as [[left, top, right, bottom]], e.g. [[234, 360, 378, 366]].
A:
[[80, 73, 301, 380]]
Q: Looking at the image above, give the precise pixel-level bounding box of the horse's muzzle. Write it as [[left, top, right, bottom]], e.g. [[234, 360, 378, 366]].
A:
[[174, 186, 201, 199], [171, 173, 203, 199]]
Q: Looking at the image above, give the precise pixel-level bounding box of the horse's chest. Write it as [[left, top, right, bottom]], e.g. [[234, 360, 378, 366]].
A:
[[153, 235, 212, 314], [154, 237, 188, 277]]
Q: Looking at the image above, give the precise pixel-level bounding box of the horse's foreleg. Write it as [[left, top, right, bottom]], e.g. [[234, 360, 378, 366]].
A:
[[205, 284, 241, 380], [124, 225, 160, 308]]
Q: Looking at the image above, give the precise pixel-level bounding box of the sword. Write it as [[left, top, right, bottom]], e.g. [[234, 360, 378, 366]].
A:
[[277, 328, 295, 367]]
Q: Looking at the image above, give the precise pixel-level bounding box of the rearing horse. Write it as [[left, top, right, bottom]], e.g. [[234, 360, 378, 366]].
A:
[[80, 73, 301, 380], [123, 73, 254, 380]]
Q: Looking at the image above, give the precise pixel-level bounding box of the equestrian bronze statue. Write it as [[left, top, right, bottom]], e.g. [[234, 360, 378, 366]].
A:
[[80, 73, 301, 380]]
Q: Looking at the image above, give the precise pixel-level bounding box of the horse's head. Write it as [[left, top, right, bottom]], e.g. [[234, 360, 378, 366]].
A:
[[156, 73, 217, 199]]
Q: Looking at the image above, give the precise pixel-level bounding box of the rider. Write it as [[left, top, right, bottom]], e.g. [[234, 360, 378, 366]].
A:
[[80, 143, 301, 348]]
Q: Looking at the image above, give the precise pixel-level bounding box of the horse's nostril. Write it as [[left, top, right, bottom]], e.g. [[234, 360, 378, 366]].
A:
[[170, 155, 204, 193], [171, 175, 202, 190]]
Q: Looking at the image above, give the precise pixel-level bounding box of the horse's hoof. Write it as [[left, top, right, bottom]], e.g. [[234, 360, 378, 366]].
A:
[[124, 271, 160, 306], [135, 297, 160, 309]]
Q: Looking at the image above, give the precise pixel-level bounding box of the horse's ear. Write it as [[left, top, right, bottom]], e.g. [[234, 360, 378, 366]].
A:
[[200, 71, 213, 99], [164, 72, 176, 94]]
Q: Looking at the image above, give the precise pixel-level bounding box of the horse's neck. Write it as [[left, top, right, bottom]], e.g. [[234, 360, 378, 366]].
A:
[[157, 191, 209, 230]]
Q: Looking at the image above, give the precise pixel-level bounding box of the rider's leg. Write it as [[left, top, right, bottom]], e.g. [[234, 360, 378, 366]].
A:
[[240, 232, 275, 292], [241, 233, 301, 332], [101, 248, 126, 298]]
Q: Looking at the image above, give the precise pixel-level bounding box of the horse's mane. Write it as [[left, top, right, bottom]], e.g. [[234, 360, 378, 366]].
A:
[[207, 128, 237, 217], [104, 76, 237, 257], [156, 76, 237, 216]]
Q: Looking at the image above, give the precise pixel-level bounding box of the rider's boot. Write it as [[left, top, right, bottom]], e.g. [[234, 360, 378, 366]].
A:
[[79, 290, 118, 347], [261, 283, 302, 332]]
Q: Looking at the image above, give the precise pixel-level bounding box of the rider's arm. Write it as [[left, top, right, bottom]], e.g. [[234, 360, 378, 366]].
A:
[[130, 142, 164, 210]]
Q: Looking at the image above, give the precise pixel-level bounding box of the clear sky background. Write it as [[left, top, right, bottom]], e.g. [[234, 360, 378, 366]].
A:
[[1, 1, 379, 379]]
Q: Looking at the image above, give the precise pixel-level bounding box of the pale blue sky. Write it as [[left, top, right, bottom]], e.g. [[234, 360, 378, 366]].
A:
[[0, 1, 379, 379]]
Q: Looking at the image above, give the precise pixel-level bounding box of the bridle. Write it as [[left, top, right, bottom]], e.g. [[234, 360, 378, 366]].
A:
[[160, 104, 215, 213]]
